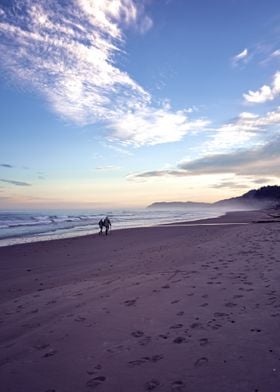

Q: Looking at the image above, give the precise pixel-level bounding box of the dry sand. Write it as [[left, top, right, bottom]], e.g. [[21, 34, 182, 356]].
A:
[[0, 209, 280, 392]]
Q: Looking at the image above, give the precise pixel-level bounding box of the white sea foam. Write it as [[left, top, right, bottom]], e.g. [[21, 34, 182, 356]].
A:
[[0, 207, 226, 247]]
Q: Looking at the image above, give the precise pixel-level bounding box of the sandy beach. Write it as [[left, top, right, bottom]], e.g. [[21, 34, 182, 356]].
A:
[[1, 209, 280, 392]]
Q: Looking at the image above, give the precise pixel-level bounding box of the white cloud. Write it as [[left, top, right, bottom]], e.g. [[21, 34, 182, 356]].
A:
[[129, 136, 280, 180], [128, 105, 280, 179], [206, 107, 280, 152], [77, 0, 137, 39], [271, 49, 280, 58], [232, 48, 248, 66], [138, 15, 153, 34], [178, 137, 280, 177], [0, 0, 204, 146], [243, 71, 280, 103], [107, 106, 210, 146]]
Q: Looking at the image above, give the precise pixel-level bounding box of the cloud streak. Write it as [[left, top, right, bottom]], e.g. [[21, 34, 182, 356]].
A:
[[0, 163, 13, 168], [179, 137, 280, 176], [206, 107, 280, 151], [95, 165, 120, 171], [0, 0, 206, 146], [232, 48, 248, 66], [211, 181, 249, 189], [130, 137, 280, 179], [0, 178, 32, 186]]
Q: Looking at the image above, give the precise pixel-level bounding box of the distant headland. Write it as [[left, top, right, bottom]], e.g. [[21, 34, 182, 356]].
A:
[[147, 185, 280, 210]]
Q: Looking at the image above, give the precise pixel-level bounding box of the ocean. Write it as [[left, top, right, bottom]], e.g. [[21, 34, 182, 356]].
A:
[[0, 207, 225, 247]]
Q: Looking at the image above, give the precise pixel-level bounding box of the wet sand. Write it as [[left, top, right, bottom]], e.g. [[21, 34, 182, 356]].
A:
[[0, 209, 280, 392]]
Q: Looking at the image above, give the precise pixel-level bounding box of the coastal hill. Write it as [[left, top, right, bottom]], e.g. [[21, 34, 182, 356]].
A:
[[147, 185, 280, 209], [147, 201, 212, 209]]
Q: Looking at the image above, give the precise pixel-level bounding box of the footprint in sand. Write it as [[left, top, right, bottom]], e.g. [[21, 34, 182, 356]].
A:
[[86, 376, 106, 389], [190, 322, 204, 330], [199, 338, 209, 346], [173, 337, 186, 344], [224, 302, 237, 308], [145, 379, 160, 390], [158, 334, 169, 340], [194, 357, 208, 367], [94, 364, 102, 370], [34, 343, 50, 351], [87, 364, 102, 375], [124, 299, 137, 306], [170, 324, 183, 329], [87, 371, 97, 376], [29, 309, 39, 314], [171, 380, 185, 391], [214, 312, 228, 318], [131, 330, 144, 338], [138, 336, 151, 346], [128, 355, 163, 367], [43, 349, 57, 358], [46, 300, 57, 305], [128, 358, 146, 367], [207, 320, 222, 330], [74, 316, 86, 322]]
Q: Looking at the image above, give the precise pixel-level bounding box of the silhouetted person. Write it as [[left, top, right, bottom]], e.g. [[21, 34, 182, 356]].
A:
[[98, 219, 104, 235], [103, 216, 111, 235]]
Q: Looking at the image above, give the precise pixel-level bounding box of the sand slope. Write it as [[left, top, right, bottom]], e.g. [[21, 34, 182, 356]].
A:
[[0, 210, 280, 392]]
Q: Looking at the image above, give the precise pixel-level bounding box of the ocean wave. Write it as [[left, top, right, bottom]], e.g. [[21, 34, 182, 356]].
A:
[[0, 208, 223, 244]]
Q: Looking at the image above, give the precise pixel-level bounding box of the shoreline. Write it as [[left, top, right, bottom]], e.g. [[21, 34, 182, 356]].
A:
[[1, 208, 280, 391], [0, 208, 272, 249], [0, 207, 227, 249]]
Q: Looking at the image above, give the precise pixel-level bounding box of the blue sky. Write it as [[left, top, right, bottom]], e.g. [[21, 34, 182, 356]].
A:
[[0, 0, 280, 208]]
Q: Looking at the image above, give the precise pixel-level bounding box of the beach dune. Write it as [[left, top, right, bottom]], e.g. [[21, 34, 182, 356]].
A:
[[0, 210, 280, 392]]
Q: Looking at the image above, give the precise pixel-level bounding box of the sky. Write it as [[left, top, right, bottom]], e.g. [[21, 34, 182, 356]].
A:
[[0, 0, 280, 209]]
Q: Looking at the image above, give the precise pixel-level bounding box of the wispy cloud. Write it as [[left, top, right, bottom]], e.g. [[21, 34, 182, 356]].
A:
[[107, 106, 210, 146], [129, 137, 280, 180], [127, 169, 189, 180], [0, 0, 207, 146], [0, 178, 32, 186], [252, 177, 273, 184], [178, 137, 280, 176], [243, 71, 280, 103], [211, 181, 249, 189], [127, 103, 280, 180], [95, 165, 120, 171], [271, 49, 280, 58], [0, 163, 13, 168], [207, 107, 280, 151], [101, 141, 134, 156], [232, 48, 248, 66]]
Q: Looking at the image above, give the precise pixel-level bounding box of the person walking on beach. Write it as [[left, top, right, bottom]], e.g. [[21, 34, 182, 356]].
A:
[[98, 218, 104, 235], [103, 216, 111, 235]]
